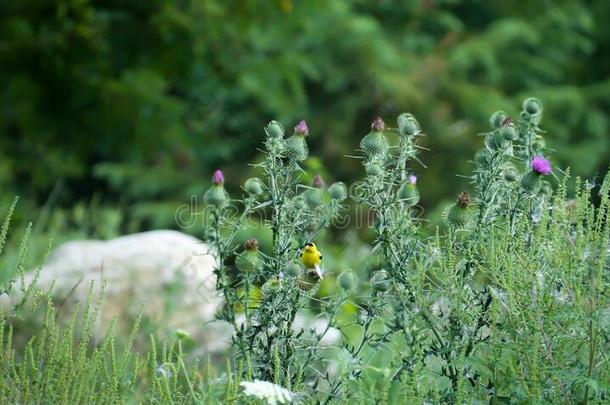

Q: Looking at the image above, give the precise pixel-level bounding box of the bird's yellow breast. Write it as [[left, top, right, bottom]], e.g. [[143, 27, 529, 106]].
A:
[[300, 246, 322, 268]]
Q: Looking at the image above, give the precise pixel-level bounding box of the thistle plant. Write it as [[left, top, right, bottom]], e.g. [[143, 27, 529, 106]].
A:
[[202, 120, 347, 392]]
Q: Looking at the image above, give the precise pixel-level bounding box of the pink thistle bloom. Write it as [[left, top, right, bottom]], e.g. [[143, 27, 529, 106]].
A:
[[294, 120, 309, 136], [212, 169, 225, 185], [408, 174, 417, 185], [531, 156, 551, 175], [371, 117, 385, 132], [312, 174, 324, 188]]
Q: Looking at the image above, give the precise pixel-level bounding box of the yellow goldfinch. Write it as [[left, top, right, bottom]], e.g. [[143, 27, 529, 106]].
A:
[[299, 242, 323, 279]]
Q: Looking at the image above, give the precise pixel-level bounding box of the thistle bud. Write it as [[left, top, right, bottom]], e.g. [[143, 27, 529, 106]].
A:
[[294, 120, 309, 136], [337, 270, 358, 291], [285, 122, 309, 161], [520, 171, 540, 193], [500, 124, 519, 141], [370, 270, 389, 292], [521, 97, 543, 125], [365, 161, 384, 176], [205, 169, 228, 206], [474, 148, 492, 166], [312, 174, 324, 188], [486, 131, 507, 151], [502, 164, 519, 182], [244, 177, 264, 195], [397, 113, 420, 136], [371, 117, 385, 132], [235, 239, 260, 273], [489, 110, 508, 129], [360, 118, 389, 158], [398, 174, 419, 206], [445, 192, 471, 228], [265, 120, 284, 139], [261, 277, 281, 297], [328, 182, 348, 201]]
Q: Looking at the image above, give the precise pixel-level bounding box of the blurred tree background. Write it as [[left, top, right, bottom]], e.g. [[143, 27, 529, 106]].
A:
[[1, 0, 609, 234]]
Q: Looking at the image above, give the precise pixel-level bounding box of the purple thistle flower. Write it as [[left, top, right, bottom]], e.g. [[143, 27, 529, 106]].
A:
[[312, 174, 324, 188], [294, 120, 309, 136], [212, 169, 225, 185], [371, 117, 385, 132], [408, 174, 417, 185], [531, 156, 551, 175]]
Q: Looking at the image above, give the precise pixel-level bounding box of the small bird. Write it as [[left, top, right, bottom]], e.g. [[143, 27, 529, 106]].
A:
[[299, 242, 323, 279]]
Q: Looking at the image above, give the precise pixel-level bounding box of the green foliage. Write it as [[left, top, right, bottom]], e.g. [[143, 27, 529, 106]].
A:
[[2, 0, 609, 229]]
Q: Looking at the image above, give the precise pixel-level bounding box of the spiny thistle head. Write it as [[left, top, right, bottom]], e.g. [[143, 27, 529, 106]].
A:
[[500, 123, 519, 141], [371, 117, 385, 132], [361, 119, 389, 158], [328, 182, 348, 201], [285, 133, 309, 161], [531, 156, 552, 175], [486, 131, 508, 151], [502, 163, 519, 182], [445, 192, 471, 228], [265, 120, 284, 138], [474, 148, 492, 166], [235, 239, 260, 273], [206, 170, 228, 206], [244, 177, 264, 195], [370, 270, 389, 292], [489, 110, 508, 129], [212, 169, 224, 185], [397, 113, 421, 136], [294, 120, 309, 136]]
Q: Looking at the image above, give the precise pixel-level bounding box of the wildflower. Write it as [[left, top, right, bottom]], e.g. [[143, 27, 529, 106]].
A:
[[312, 173, 324, 188], [235, 239, 260, 273], [212, 169, 224, 185], [445, 192, 471, 228], [531, 156, 551, 175], [398, 174, 419, 206], [361, 117, 389, 158], [240, 380, 295, 405], [305, 174, 325, 207], [294, 120, 309, 136], [205, 169, 228, 206], [371, 116, 385, 132], [285, 120, 309, 161], [521, 97, 543, 124]]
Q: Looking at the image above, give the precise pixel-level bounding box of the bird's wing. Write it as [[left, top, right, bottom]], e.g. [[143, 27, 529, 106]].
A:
[[313, 264, 324, 279]]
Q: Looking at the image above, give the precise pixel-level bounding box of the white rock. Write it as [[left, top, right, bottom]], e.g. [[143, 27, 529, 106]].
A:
[[16, 230, 229, 353]]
